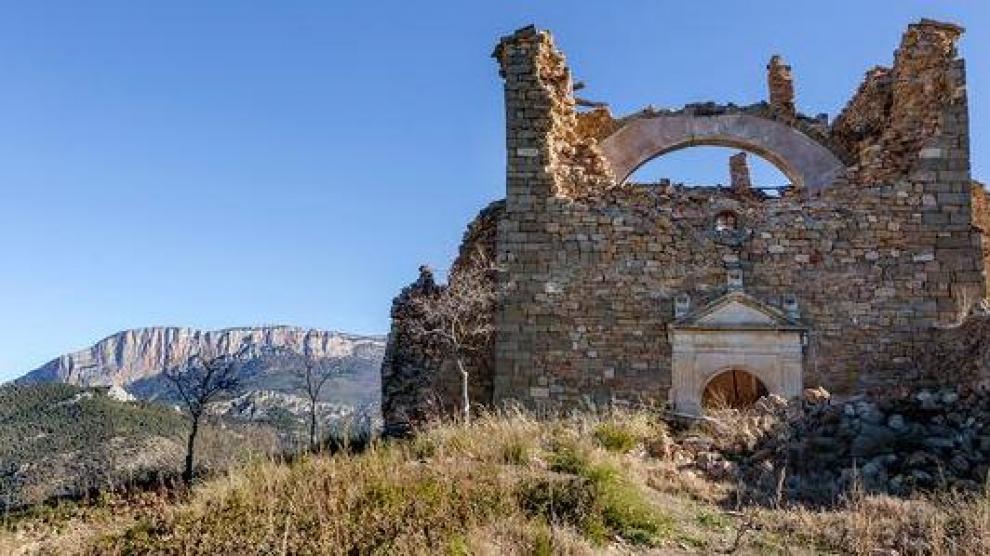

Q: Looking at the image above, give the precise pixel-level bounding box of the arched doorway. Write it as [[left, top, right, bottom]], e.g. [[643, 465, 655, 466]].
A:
[[702, 369, 769, 409], [667, 291, 805, 416]]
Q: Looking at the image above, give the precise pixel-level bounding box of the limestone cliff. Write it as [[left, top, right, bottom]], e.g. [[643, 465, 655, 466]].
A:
[[18, 326, 386, 406]]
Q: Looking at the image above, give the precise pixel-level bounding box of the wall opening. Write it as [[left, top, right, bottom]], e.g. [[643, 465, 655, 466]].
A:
[[714, 210, 738, 232], [702, 369, 768, 409], [626, 145, 790, 193]]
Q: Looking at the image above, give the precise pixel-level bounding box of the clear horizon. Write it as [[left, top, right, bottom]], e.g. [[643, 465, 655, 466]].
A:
[[1, 1, 987, 380]]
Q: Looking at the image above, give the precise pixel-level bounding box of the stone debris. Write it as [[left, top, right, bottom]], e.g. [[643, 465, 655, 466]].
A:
[[682, 381, 990, 503]]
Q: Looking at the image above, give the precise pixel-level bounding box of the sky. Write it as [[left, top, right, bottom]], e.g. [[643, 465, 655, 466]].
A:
[[0, 1, 987, 380]]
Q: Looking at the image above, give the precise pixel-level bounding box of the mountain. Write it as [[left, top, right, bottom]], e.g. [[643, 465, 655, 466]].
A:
[[15, 326, 387, 445], [17, 326, 386, 408], [2, 325, 385, 510]]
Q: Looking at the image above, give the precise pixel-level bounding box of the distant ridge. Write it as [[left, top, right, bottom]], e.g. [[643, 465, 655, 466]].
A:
[[16, 325, 386, 407]]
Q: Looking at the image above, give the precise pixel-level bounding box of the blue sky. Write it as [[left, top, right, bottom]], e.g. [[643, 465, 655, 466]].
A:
[[0, 1, 987, 380]]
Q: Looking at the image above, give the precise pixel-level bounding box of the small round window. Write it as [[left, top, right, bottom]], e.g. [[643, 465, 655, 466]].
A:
[[714, 211, 738, 232]]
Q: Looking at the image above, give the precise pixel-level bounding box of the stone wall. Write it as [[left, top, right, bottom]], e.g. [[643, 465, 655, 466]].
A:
[[492, 26, 614, 201], [767, 55, 796, 123], [729, 152, 752, 193], [832, 19, 968, 186], [971, 181, 990, 295], [382, 19, 985, 431], [381, 202, 502, 434], [830, 66, 893, 165], [490, 18, 982, 408]]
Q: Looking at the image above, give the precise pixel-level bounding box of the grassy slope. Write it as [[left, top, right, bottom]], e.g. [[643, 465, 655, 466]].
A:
[[0, 384, 278, 513], [3, 410, 988, 555]]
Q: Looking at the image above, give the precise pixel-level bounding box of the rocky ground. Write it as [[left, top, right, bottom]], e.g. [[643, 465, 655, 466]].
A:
[[683, 381, 990, 506]]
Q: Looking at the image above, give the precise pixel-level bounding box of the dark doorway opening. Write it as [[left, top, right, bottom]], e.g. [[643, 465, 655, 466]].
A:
[[702, 370, 768, 409]]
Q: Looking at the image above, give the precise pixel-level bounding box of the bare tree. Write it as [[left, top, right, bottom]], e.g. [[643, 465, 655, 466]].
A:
[[163, 342, 252, 483], [291, 348, 346, 452], [409, 250, 496, 423]]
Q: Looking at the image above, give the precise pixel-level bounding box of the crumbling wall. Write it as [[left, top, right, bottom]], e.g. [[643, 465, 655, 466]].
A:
[[729, 152, 753, 192], [491, 19, 984, 409], [971, 181, 990, 296], [831, 19, 967, 186], [575, 106, 621, 143], [383, 19, 984, 430], [830, 67, 893, 163], [380, 266, 443, 436], [381, 202, 503, 433], [492, 26, 614, 201], [767, 55, 796, 123]]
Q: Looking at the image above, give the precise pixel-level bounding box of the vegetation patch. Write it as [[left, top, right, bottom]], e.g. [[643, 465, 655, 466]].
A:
[[593, 422, 639, 453], [4, 409, 988, 555], [521, 440, 671, 545]]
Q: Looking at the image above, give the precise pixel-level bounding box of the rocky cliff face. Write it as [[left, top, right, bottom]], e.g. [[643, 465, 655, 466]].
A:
[[18, 326, 386, 407]]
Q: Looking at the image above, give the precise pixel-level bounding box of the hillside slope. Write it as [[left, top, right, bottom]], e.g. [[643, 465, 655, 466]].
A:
[[0, 383, 276, 511]]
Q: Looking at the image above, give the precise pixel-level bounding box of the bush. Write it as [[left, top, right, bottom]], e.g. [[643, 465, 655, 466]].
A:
[[593, 422, 639, 453], [517, 474, 602, 533], [529, 441, 670, 545]]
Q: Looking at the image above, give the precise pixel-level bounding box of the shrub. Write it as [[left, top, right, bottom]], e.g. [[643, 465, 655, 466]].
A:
[[589, 463, 672, 545], [517, 474, 602, 534], [531, 441, 670, 546], [593, 422, 639, 453], [548, 441, 594, 475]]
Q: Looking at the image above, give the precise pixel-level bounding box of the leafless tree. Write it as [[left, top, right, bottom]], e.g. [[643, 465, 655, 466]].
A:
[[291, 349, 346, 452], [162, 342, 252, 483], [409, 250, 497, 423]]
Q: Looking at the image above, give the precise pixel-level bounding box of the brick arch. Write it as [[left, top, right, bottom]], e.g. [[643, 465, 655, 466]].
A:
[[599, 114, 846, 191]]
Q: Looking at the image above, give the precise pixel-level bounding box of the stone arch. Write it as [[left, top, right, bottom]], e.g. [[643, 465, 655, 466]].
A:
[[599, 114, 846, 191]]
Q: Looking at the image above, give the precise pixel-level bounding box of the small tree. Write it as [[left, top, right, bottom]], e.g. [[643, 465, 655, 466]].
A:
[[410, 250, 496, 423], [163, 342, 251, 483], [291, 350, 346, 452]]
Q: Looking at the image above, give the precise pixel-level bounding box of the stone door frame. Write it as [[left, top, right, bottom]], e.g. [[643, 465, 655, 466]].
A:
[[668, 328, 805, 416], [666, 291, 806, 416]]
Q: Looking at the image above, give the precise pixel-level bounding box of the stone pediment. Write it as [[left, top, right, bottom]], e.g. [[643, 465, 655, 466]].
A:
[[673, 291, 802, 330]]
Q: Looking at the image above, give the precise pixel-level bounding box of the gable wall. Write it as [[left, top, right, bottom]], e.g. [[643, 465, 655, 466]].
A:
[[493, 20, 984, 409]]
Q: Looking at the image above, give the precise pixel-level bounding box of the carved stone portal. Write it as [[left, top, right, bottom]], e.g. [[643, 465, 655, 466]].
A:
[[668, 291, 806, 416]]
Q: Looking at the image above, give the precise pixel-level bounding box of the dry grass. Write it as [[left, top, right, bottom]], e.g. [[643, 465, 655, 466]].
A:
[[2, 409, 988, 555], [751, 487, 990, 555]]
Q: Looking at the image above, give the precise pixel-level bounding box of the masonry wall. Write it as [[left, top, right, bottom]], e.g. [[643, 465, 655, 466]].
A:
[[491, 20, 984, 408], [382, 19, 985, 431], [381, 202, 501, 434], [970, 181, 990, 299]]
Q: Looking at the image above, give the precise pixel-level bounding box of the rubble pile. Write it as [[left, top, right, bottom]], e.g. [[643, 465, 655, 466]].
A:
[[684, 382, 990, 504]]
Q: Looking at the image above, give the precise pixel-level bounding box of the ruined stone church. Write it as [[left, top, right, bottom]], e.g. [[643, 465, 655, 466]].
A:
[[382, 19, 988, 432]]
